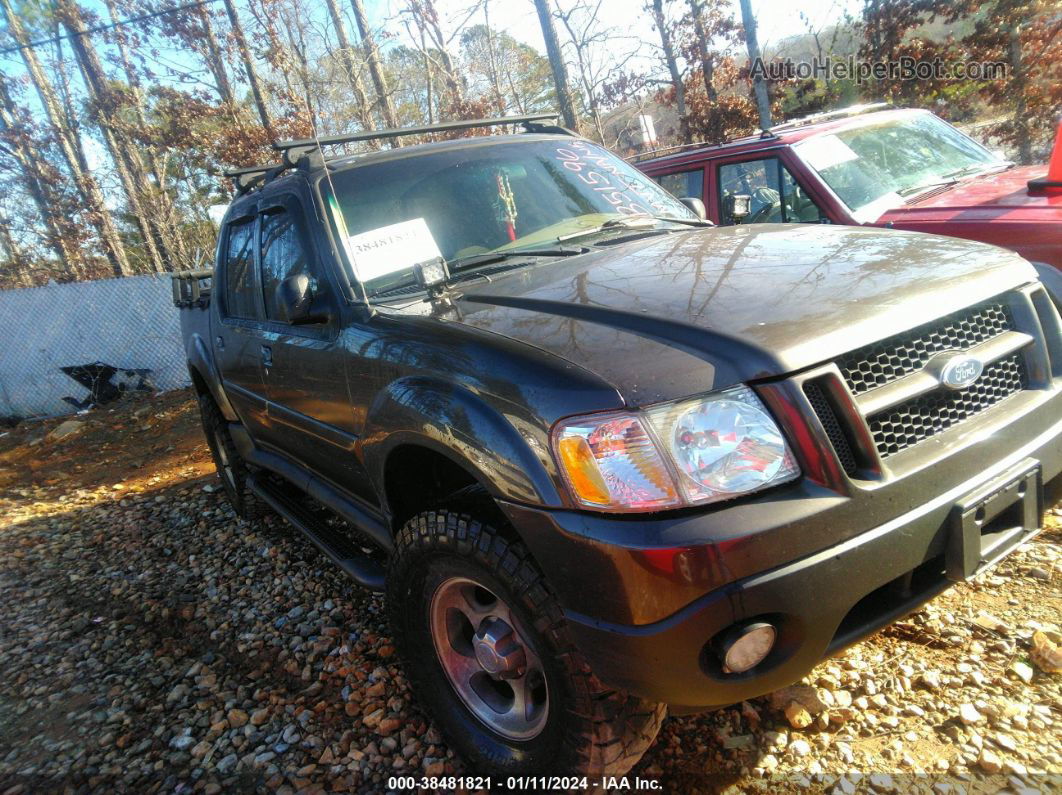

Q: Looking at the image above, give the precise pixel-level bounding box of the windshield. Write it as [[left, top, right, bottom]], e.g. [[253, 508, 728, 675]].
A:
[[323, 138, 694, 294], [793, 113, 1005, 222]]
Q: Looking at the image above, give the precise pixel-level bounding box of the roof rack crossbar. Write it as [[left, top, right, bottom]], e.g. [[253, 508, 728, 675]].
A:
[[222, 163, 282, 177], [223, 163, 287, 194], [274, 113, 563, 164], [627, 132, 779, 163]]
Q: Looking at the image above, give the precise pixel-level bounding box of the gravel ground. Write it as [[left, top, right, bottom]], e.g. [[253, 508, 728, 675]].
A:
[[0, 390, 1059, 794]]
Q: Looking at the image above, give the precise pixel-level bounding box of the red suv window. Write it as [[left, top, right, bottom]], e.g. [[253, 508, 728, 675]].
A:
[[718, 157, 824, 225]]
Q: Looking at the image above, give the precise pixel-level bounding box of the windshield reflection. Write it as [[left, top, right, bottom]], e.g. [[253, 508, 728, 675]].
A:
[[324, 138, 694, 294], [794, 112, 1005, 221]]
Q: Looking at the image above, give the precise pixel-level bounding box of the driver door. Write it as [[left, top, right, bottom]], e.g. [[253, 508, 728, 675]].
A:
[[714, 156, 826, 225], [255, 194, 374, 503]]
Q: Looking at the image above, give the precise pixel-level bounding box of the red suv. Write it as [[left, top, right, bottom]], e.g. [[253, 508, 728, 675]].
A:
[[636, 106, 1062, 288]]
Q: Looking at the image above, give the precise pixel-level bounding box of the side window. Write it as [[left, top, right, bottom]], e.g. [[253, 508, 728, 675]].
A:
[[717, 158, 823, 225], [222, 218, 258, 319], [654, 168, 704, 200], [259, 206, 321, 322]]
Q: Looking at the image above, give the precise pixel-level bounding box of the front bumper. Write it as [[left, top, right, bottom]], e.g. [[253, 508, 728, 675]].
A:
[[500, 392, 1062, 710]]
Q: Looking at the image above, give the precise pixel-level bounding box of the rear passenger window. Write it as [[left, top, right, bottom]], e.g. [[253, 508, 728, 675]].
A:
[[655, 169, 704, 200], [259, 207, 320, 322], [222, 219, 258, 319]]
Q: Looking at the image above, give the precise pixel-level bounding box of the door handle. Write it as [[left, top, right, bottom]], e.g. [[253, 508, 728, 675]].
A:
[[261, 345, 272, 367]]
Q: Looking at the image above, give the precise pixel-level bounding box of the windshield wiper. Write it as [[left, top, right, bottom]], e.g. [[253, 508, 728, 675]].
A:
[[556, 215, 659, 242], [649, 214, 713, 227], [371, 247, 587, 298], [941, 162, 1011, 180], [897, 178, 957, 198], [447, 247, 587, 272]]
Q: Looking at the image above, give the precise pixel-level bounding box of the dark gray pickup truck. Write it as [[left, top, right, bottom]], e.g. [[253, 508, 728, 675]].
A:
[[174, 114, 1062, 781]]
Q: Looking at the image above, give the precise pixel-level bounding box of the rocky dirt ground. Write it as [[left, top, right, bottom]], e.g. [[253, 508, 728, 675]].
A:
[[0, 389, 1059, 794]]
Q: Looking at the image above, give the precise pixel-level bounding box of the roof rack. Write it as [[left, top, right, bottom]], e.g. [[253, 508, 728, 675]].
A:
[[223, 163, 288, 194], [274, 112, 568, 166], [627, 131, 778, 164], [222, 113, 569, 195], [768, 102, 893, 133]]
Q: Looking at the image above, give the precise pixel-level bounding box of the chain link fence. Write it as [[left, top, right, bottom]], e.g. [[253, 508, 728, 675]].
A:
[[0, 274, 190, 421]]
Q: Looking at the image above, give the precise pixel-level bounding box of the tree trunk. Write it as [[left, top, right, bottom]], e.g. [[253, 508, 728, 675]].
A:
[[739, 0, 771, 130], [533, 0, 579, 131], [58, 0, 170, 273], [222, 0, 276, 141], [198, 6, 238, 106], [482, 3, 507, 113], [0, 212, 35, 287], [350, 0, 400, 130], [688, 0, 717, 101], [408, 0, 463, 109], [323, 0, 377, 134], [650, 0, 686, 138], [1008, 27, 1031, 165], [1, 0, 131, 277]]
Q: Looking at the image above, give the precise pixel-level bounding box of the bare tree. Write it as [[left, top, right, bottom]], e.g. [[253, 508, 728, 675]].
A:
[[321, 0, 377, 133], [533, 0, 579, 131], [649, 0, 686, 135], [555, 0, 639, 142], [405, 0, 465, 109]]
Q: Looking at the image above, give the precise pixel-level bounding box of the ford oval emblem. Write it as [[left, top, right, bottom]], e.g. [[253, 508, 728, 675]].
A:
[[939, 355, 984, 390]]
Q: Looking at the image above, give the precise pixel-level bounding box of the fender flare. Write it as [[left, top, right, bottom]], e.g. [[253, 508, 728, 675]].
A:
[[186, 333, 239, 422], [361, 375, 562, 511]]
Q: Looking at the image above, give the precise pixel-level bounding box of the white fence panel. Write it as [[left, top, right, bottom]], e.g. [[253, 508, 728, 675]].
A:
[[0, 274, 189, 419]]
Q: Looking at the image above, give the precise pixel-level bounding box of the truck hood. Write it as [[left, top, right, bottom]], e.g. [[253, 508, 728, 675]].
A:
[[877, 165, 1062, 223], [453, 224, 1037, 406]]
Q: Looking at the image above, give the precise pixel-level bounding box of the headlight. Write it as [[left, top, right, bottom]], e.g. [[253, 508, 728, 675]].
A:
[[645, 386, 800, 505], [552, 386, 799, 512]]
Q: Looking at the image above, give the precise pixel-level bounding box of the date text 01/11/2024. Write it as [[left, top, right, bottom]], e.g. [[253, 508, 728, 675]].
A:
[[387, 776, 663, 790]]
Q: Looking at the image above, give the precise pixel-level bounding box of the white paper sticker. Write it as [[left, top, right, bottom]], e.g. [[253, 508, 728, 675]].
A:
[[344, 218, 442, 282], [794, 134, 859, 173]]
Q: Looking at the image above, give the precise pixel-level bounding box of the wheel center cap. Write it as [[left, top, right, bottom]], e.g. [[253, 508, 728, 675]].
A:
[[473, 617, 526, 679], [473, 639, 503, 673]]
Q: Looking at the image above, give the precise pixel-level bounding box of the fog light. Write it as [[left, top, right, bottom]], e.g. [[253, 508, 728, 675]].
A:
[[720, 622, 776, 674]]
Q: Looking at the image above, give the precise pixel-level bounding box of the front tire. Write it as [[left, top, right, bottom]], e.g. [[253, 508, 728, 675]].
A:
[[387, 509, 665, 779]]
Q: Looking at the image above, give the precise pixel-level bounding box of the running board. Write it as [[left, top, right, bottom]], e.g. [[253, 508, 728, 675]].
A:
[[248, 474, 386, 591]]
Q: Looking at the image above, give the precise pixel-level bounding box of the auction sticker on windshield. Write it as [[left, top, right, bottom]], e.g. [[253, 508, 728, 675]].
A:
[[794, 133, 859, 172], [343, 218, 443, 282]]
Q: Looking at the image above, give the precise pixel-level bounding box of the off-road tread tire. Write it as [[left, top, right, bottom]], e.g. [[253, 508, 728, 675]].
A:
[[197, 392, 267, 521], [388, 509, 666, 779]]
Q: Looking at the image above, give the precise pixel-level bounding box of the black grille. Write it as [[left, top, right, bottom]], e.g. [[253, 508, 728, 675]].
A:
[[838, 302, 1013, 395], [804, 381, 858, 476], [868, 355, 1026, 457]]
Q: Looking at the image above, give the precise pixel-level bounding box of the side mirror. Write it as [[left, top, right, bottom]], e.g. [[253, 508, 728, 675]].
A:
[[724, 193, 752, 224], [679, 197, 707, 220], [276, 273, 324, 324]]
